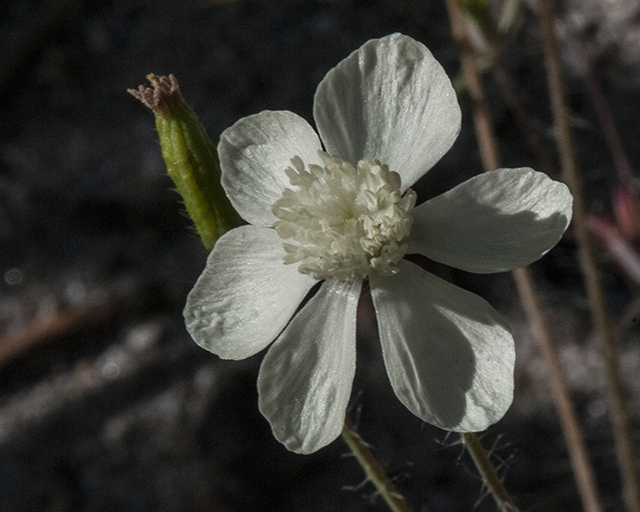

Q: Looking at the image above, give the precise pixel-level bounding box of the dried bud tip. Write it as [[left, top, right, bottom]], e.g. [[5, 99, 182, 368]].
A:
[[128, 74, 183, 116]]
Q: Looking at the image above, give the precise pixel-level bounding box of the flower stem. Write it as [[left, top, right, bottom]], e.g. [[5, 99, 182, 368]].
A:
[[537, 2, 640, 511], [462, 433, 519, 512], [341, 418, 414, 512]]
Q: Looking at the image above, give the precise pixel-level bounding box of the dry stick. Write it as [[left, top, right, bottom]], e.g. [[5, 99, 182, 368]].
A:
[[512, 268, 604, 512], [0, 299, 116, 368], [562, 31, 640, 240], [495, 43, 640, 418], [537, 2, 640, 512], [563, 34, 635, 188], [493, 69, 606, 512], [341, 418, 415, 512], [444, 1, 604, 511]]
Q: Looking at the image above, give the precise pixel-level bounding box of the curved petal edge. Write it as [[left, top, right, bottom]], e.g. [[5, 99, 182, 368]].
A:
[[184, 225, 317, 360], [409, 168, 573, 273], [258, 278, 361, 453], [219, 110, 324, 227], [371, 261, 515, 432], [314, 33, 461, 190]]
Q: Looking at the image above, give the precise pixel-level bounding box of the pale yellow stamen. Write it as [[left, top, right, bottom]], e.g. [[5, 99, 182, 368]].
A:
[[271, 152, 416, 281]]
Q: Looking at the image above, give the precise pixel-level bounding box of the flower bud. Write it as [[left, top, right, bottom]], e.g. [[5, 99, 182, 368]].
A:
[[129, 74, 243, 250]]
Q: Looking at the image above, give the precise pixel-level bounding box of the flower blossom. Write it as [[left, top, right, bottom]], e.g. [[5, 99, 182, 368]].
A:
[[184, 33, 573, 454]]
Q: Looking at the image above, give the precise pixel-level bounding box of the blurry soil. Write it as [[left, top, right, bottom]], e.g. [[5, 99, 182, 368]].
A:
[[2, 0, 640, 511]]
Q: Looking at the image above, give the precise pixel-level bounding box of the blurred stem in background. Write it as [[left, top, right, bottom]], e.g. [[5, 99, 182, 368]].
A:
[[444, 0, 604, 511], [536, 1, 640, 511]]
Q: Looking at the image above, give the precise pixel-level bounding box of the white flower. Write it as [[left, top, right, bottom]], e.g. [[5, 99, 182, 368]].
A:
[[184, 33, 573, 454]]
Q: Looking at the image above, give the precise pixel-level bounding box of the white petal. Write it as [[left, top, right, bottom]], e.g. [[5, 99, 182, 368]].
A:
[[370, 261, 514, 432], [219, 110, 324, 227], [409, 168, 573, 273], [313, 33, 461, 190], [258, 278, 361, 454], [184, 225, 317, 360]]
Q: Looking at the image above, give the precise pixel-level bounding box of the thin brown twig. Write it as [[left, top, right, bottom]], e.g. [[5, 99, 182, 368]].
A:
[[562, 28, 640, 240], [562, 31, 635, 187], [445, 0, 499, 171], [537, 2, 640, 512], [0, 298, 116, 368], [444, 1, 604, 511], [493, 37, 640, 344], [512, 267, 603, 512]]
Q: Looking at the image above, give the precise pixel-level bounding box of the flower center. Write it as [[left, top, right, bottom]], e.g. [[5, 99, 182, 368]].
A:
[[271, 152, 417, 281]]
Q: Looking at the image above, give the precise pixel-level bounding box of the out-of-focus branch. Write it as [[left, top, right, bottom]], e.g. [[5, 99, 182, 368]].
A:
[[537, 2, 640, 511]]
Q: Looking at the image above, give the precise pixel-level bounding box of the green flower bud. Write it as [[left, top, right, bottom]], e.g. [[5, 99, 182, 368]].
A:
[[129, 74, 243, 251]]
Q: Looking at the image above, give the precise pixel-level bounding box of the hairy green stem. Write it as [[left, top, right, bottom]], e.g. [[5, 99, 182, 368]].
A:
[[462, 433, 519, 512], [341, 419, 415, 512]]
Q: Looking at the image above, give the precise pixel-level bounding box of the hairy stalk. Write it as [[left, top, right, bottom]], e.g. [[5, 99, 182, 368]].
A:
[[462, 433, 518, 512], [341, 419, 415, 512], [444, 1, 604, 511], [537, 2, 640, 511]]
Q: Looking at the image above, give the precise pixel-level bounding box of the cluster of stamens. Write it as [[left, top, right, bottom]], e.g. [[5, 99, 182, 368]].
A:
[[271, 152, 416, 281]]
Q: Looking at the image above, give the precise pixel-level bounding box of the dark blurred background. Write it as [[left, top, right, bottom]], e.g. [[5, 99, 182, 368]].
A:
[[2, 0, 640, 510]]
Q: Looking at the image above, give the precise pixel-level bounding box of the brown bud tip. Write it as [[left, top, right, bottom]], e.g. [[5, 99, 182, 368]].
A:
[[128, 74, 183, 116]]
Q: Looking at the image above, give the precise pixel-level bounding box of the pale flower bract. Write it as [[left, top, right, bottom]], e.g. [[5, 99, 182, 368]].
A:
[[184, 33, 573, 454]]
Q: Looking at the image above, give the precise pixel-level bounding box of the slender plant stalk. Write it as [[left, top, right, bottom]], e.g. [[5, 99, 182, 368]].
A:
[[444, 1, 605, 511], [512, 268, 604, 512], [445, 0, 499, 171], [341, 418, 415, 512], [462, 433, 518, 512], [493, 31, 607, 512], [563, 33, 635, 187], [563, 32, 640, 239], [537, 2, 640, 512]]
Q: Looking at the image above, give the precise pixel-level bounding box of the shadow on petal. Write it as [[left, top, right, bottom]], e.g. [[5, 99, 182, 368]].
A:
[[371, 261, 514, 431], [409, 167, 573, 274]]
